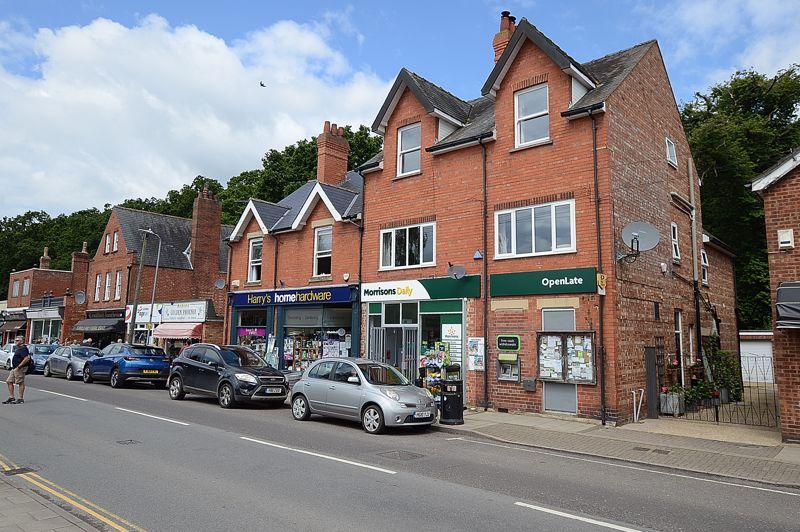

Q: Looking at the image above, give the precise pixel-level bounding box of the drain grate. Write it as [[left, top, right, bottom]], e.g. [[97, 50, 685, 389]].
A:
[[3, 467, 35, 476], [116, 439, 142, 445], [632, 447, 651, 452], [377, 450, 424, 461], [652, 449, 671, 455]]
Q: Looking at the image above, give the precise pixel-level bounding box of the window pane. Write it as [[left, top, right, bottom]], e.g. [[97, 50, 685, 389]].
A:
[[517, 86, 547, 117], [401, 150, 420, 174], [251, 241, 262, 261], [555, 204, 572, 248], [515, 208, 532, 254], [400, 125, 421, 151], [316, 256, 331, 276], [542, 309, 576, 331], [381, 232, 392, 267], [317, 228, 332, 253], [422, 225, 434, 263], [384, 304, 400, 325], [249, 264, 261, 281], [534, 205, 552, 252], [394, 228, 407, 267], [519, 114, 549, 144], [407, 226, 420, 266], [401, 302, 418, 325], [498, 213, 512, 254]]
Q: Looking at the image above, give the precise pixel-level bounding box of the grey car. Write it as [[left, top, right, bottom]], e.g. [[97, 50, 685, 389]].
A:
[[290, 358, 437, 434], [44, 346, 100, 380]]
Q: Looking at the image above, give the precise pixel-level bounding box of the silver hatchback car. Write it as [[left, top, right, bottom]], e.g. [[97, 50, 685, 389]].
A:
[[290, 358, 437, 434]]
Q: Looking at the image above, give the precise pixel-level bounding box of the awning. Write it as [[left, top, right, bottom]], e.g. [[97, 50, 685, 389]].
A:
[[26, 308, 61, 320], [776, 282, 800, 329], [153, 322, 203, 339], [72, 318, 125, 333], [0, 320, 26, 333]]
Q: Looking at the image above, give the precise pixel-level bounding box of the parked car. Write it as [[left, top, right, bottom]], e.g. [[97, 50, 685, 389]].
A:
[[83, 343, 170, 388], [44, 346, 100, 380], [0, 343, 14, 369], [290, 358, 437, 434], [28, 344, 57, 373], [168, 344, 288, 408]]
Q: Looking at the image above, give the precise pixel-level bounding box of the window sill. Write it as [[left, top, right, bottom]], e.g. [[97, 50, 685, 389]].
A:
[[378, 263, 436, 272], [244, 281, 261, 286], [393, 170, 421, 181], [493, 249, 576, 260], [667, 160, 678, 169], [309, 275, 332, 283], [510, 138, 553, 153]]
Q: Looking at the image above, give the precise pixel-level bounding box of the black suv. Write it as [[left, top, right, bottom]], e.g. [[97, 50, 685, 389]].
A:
[[168, 344, 287, 408]]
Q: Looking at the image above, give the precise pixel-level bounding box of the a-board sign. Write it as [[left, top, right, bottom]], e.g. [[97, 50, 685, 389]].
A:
[[496, 335, 521, 352]]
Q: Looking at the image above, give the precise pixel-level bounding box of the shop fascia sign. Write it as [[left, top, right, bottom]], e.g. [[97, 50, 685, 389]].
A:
[[125, 301, 206, 324], [234, 286, 353, 307], [125, 304, 162, 324], [490, 267, 597, 297], [361, 275, 481, 302]]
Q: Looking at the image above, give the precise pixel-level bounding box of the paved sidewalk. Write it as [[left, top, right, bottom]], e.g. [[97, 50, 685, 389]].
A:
[[436, 410, 800, 488], [0, 475, 98, 532]]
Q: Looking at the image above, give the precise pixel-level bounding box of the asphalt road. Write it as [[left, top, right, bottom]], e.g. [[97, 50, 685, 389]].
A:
[[0, 372, 798, 532]]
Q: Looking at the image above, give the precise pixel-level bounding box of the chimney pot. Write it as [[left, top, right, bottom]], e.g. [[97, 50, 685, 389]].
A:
[[331, 123, 338, 134], [337, 127, 344, 136], [323, 120, 330, 133], [82, 241, 88, 253]]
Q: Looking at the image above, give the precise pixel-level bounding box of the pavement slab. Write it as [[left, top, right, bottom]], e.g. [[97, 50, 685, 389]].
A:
[[0, 477, 97, 532]]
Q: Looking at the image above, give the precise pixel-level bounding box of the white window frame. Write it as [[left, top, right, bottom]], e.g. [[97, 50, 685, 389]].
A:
[[313, 226, 333, 277], [494, 199, 576, 259], [94, 274, 101, 302], [248, 238, 263, 283], [514, 84, 550, 148], [666, 137, 677, 167], [114, 270, 122, 300], [104, 234, 111, 254], [700, 249, 709, 286], [103, 272, 111, 301], [112, 231, 118, 252], [379, 222, 436, 271], [396, 123, 421, 177], [11, 280, 19, 297], [22, 278, 30, 296], [671, 222, 681, 261]]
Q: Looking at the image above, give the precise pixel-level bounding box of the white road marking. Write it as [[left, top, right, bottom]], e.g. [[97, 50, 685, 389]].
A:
[[515, 502, 642, 532], [114, 407, 189, 426], [452, 437, 800, 498], [240, 436, 397, 475], [38, 390, 88, 402]]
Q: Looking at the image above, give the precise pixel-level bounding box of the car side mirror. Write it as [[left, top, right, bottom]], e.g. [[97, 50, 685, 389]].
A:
[[347, 376, 360, 385]]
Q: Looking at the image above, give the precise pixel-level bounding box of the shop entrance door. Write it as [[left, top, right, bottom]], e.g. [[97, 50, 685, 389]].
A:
[[402, 327, 419, 381], [368, 327, 385, 362]]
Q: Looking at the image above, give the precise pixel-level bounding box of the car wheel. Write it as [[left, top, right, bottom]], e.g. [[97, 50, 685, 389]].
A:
[[110, 368, 124, 388], [292, 395, 310, 420], [43, 363, 51, 377], [362, 405, 385, 435], [83, 365, 93, 383], [65, 366, 74, 381], [218, 383, 236, 409], [168, 376, 185, 400]]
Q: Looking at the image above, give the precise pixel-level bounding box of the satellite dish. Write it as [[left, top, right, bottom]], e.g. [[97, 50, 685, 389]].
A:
[[74, 291, 86, 305], [617, 222, 660, 262], [447, 264, 467, 280], [214, 279, 226, 290]]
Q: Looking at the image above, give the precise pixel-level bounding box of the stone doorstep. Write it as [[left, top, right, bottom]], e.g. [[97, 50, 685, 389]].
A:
[[0, 477, 98, 532], [433, 423, 800, 489]]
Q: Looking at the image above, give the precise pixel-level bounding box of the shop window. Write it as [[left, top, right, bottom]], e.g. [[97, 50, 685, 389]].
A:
[[22, 278, 30, 296], [701, 249, 709, 285], [104, 272, 111, 301], [104, 234, 111, 254], [112, 231, 119, 252], [368, 314, 382, 329], [495, 199, 575, 258], [515, 84, 549, 147], [671, 222, 680, 261], [94, 274, 102, 301], [380, 223, 435, 269], [397, 123, 421, 177], [314, 226, 332, 277], [114, 271, 122, 300], [11, 280, 19, 297], [248, 239, 262, 283], [401, 302, 418, 325], [309, 361, 335, 380], [239, 310, 267, 327], [384, 303, 401, 325]]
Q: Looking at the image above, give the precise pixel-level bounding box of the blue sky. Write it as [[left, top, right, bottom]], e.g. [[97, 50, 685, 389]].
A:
[[1, 0, 798, 215]]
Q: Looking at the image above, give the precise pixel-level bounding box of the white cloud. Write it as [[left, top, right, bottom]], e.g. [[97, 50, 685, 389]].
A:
[[0, 12, 391, 217]]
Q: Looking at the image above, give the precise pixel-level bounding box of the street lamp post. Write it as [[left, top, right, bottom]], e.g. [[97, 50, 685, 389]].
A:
[[139, 228, 161, 345]]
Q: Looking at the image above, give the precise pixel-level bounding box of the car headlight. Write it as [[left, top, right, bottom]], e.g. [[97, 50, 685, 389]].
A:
[[382, 389, 400, 402], [235, 373, 258, 385]]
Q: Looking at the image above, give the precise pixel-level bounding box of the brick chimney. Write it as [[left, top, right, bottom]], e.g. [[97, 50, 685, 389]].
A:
[[39, 247, 51, 269], [493, 11, 516, 62], [70, 242, 90, 294], [191, 184, 222, 296], [316, 121, 350, 185]]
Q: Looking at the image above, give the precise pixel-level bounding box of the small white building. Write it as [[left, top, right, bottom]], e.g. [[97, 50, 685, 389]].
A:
[[738, 330, 774, 383]]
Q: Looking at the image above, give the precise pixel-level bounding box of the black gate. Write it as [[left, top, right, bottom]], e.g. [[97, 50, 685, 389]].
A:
[[644, 343, 666, 419]]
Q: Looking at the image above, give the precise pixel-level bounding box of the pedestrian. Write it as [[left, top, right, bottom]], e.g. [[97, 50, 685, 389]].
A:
[[4, 336, 30, 404]]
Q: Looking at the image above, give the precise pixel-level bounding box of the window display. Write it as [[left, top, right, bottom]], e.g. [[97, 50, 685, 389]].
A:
[[283, 307, 351, 371]]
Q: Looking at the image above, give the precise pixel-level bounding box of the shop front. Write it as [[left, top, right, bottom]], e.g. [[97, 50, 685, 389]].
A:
[[0, 311, 27, 344], [26, 298, 64, 344], [230, 285, 359, 371], [362, 276, 481, 400], [73, 309, 126, 348], [489, 267, 599, 415], [126, 300, 217, 357]]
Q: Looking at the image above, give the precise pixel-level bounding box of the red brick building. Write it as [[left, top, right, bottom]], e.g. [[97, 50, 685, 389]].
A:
[[226, 122, 363, 370], [356, 12, 737, 423], [748, 147, 800, 441], [76, 190, 232, 351]]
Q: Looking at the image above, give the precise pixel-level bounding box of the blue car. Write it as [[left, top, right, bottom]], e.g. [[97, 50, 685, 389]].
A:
[[28, 344, 57, 373], [82, 343, 170, 388]]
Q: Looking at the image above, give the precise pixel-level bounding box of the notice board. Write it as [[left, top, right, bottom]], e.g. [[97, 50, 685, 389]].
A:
[[537, 331, 595, 384]]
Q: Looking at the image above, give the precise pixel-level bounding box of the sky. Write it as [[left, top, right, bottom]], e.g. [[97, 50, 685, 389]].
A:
[[1, 0, 798, 217]]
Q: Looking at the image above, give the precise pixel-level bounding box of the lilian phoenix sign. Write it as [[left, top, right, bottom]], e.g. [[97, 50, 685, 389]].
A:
[[233, 286, 353, 307], [490, 268, 597, 297]]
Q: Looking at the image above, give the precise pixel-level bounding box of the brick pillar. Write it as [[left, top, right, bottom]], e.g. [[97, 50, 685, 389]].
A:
[[316, 121, 350, 185]]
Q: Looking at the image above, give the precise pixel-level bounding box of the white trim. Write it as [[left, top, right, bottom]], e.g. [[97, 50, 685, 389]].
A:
[[103, 272, 111, 301], [700, 249, 709, 286], [313, 226, 333, 277], [430, 108, 463, 127], [396, 123, 422, 177], [666, 137, 678, 167], [487, 37, 524, 97], [379, 222, 436, 271], [247, 238, 263, 283], [229, 200, 270, 242], [94, 274, 101, 302], [514, 84, 550, 149], [541, 307, 577, 331], [114, 270, 122, 301], [494, 199, 577, 259], [671, 222, 681, 260], [291, 183, 344, 230], [750, 153, 800, 192], [104, 234, 111, 254], [11, 280, 19, 298], [360, 161, 383, 174], [563, 64, 595, 89], [21, 278, 30, 297], [739, 330, 773, 337], [375, 81, 406, 135]]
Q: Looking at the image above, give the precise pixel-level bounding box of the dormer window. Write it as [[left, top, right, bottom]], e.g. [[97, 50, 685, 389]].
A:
[[515, 84, 549, 148], [397, 123, 421, 177]]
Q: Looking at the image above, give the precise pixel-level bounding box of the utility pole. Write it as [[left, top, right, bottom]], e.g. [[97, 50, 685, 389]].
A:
[[127, 233, 148, 343]]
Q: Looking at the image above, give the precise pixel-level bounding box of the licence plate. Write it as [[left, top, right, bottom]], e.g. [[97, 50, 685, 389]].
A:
[[413, 411, 432, 419], [265, 387, 284, 394], [142, 369, 159, 374]]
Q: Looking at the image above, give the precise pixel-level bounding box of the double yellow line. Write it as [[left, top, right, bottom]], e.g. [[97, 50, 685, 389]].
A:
[[0, 454, 144, 531]]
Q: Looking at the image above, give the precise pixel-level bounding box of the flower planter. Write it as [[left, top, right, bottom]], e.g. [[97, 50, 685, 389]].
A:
[[659, 393, 685, 415]]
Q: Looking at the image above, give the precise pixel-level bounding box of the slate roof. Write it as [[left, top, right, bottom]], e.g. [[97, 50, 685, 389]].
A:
[[113, 207, 232, 272], [407, 71, 472, 123], [430, 96, 495, 151]]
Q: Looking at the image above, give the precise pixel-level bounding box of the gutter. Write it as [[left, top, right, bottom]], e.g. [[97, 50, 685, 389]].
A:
[[561, 102, 605, 119]]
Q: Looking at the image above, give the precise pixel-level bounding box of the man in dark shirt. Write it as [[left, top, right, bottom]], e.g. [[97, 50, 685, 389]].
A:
[[5, 336, 30, 404]]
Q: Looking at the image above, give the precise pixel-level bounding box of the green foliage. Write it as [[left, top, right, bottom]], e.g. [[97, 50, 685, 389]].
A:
[[705, 337, 744, 401], [681, 66, 800, 329]]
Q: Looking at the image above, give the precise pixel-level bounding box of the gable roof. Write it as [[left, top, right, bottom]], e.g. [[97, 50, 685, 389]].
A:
[[747, 146, 800, 193]]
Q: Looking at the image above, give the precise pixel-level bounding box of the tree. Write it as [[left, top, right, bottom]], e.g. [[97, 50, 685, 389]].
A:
[[682, 67, 800, 329]]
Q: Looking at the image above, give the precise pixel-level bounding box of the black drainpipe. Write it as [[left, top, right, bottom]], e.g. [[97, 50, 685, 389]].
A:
[[480, 138, 490, 410]]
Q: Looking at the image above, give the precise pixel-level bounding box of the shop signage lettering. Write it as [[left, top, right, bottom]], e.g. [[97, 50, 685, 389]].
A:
[[234, 286, 352, 307], [490, 268, 597, 297], [541, 275, 584, 289], [497, 335, 521, 352], [361, 280, 430, 302], [361, 276, 481, 302]]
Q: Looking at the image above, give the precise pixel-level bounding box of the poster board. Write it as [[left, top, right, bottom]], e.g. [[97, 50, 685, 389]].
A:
[[537, 331, 595, 384], [467, 337, 485, 371]]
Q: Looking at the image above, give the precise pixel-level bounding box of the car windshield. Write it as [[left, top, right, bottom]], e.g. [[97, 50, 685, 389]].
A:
[[356, 363, 410, 386], [31, 346, 55, 355], [219, 347, 265, 368], [128, 346, 165, 357], [72, 348, 98, 358]]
